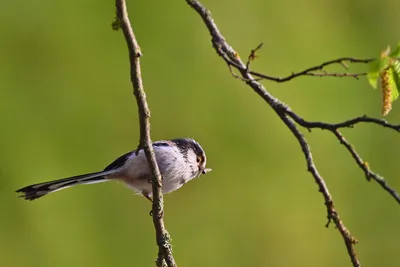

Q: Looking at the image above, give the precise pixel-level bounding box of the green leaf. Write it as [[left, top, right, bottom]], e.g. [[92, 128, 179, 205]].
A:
[[393, 60, 400, 76], [391, 63, 400, 102], [371, 57, 390, 72], [392, 82, 399, 101], [367, 58, 391, 89], [367, 71, 379, 89], [390, 42, 400, 58]]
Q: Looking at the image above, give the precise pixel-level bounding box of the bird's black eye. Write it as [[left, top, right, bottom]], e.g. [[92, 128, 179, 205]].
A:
[[196, 155, 202, 163]]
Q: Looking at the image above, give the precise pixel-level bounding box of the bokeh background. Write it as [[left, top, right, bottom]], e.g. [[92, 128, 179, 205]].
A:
[[1, 0, 399, 266]]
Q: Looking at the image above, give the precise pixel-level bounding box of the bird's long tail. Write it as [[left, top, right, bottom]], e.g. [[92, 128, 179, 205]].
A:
[[16, 169, 119, 201]]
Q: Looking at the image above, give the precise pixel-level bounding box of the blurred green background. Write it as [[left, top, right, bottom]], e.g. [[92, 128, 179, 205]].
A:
[[1, 0, 399, 266]]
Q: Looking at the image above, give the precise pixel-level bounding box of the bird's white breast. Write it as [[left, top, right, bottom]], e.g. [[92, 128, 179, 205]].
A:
[[121, 145, 192, 195]]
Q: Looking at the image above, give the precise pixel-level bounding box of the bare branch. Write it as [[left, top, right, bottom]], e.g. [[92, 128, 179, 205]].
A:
[[114, 1, 177, 266], [285, 111, 400, 204], [303, 72, 366, 79], [184, 1, 400, 266], [249, 57, 373, 82], [331, 130, 400, 203], [206, 40, 374, 83], [286, 113, 400, 132], [278, 113, 360, 267]]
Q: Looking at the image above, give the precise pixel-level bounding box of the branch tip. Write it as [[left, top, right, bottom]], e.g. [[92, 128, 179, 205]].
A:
[[246, 42, 264, 69]]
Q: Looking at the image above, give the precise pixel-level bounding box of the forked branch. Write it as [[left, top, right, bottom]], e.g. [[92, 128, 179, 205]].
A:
[[186, 0, 400, 266]]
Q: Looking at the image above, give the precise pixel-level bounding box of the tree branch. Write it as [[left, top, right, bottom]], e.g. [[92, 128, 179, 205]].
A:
[[277, 113, 359, 266], [114, 1, 177, 266], [285, 112, 400, 204], [185, 1, 400, 266], [248, 57, 373, 82], [212, 42, 373, 82]]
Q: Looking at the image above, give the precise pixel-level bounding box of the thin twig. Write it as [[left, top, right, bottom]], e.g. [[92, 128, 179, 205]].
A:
[[246, 42, 263, 70], [248, 57, 373, 82], [303, 72, 366, 79], [211, 45, 373, 82], [206, 41, 372, 83], [286, 113, 400, 132], [186, 0, 364, 266], [332, 129, 399, 199], [285, 111, 400, 204], [114, 1, 177, 266]]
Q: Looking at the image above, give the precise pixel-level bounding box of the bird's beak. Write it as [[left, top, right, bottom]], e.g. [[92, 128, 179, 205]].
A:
[[201, 168, 212, 175]]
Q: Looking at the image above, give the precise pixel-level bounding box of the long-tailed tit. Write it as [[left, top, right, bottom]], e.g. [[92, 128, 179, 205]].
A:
[[16, 138, 211, 201]]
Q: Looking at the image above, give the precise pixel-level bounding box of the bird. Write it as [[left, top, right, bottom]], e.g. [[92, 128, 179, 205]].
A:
[[16, 138, 211, 201]]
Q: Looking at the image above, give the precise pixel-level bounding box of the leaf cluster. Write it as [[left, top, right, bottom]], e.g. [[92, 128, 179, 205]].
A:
[[368, 43, 400, 115]]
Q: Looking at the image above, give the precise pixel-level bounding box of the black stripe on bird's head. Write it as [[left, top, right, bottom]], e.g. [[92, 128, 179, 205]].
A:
[[171, 138, 206, 163]]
